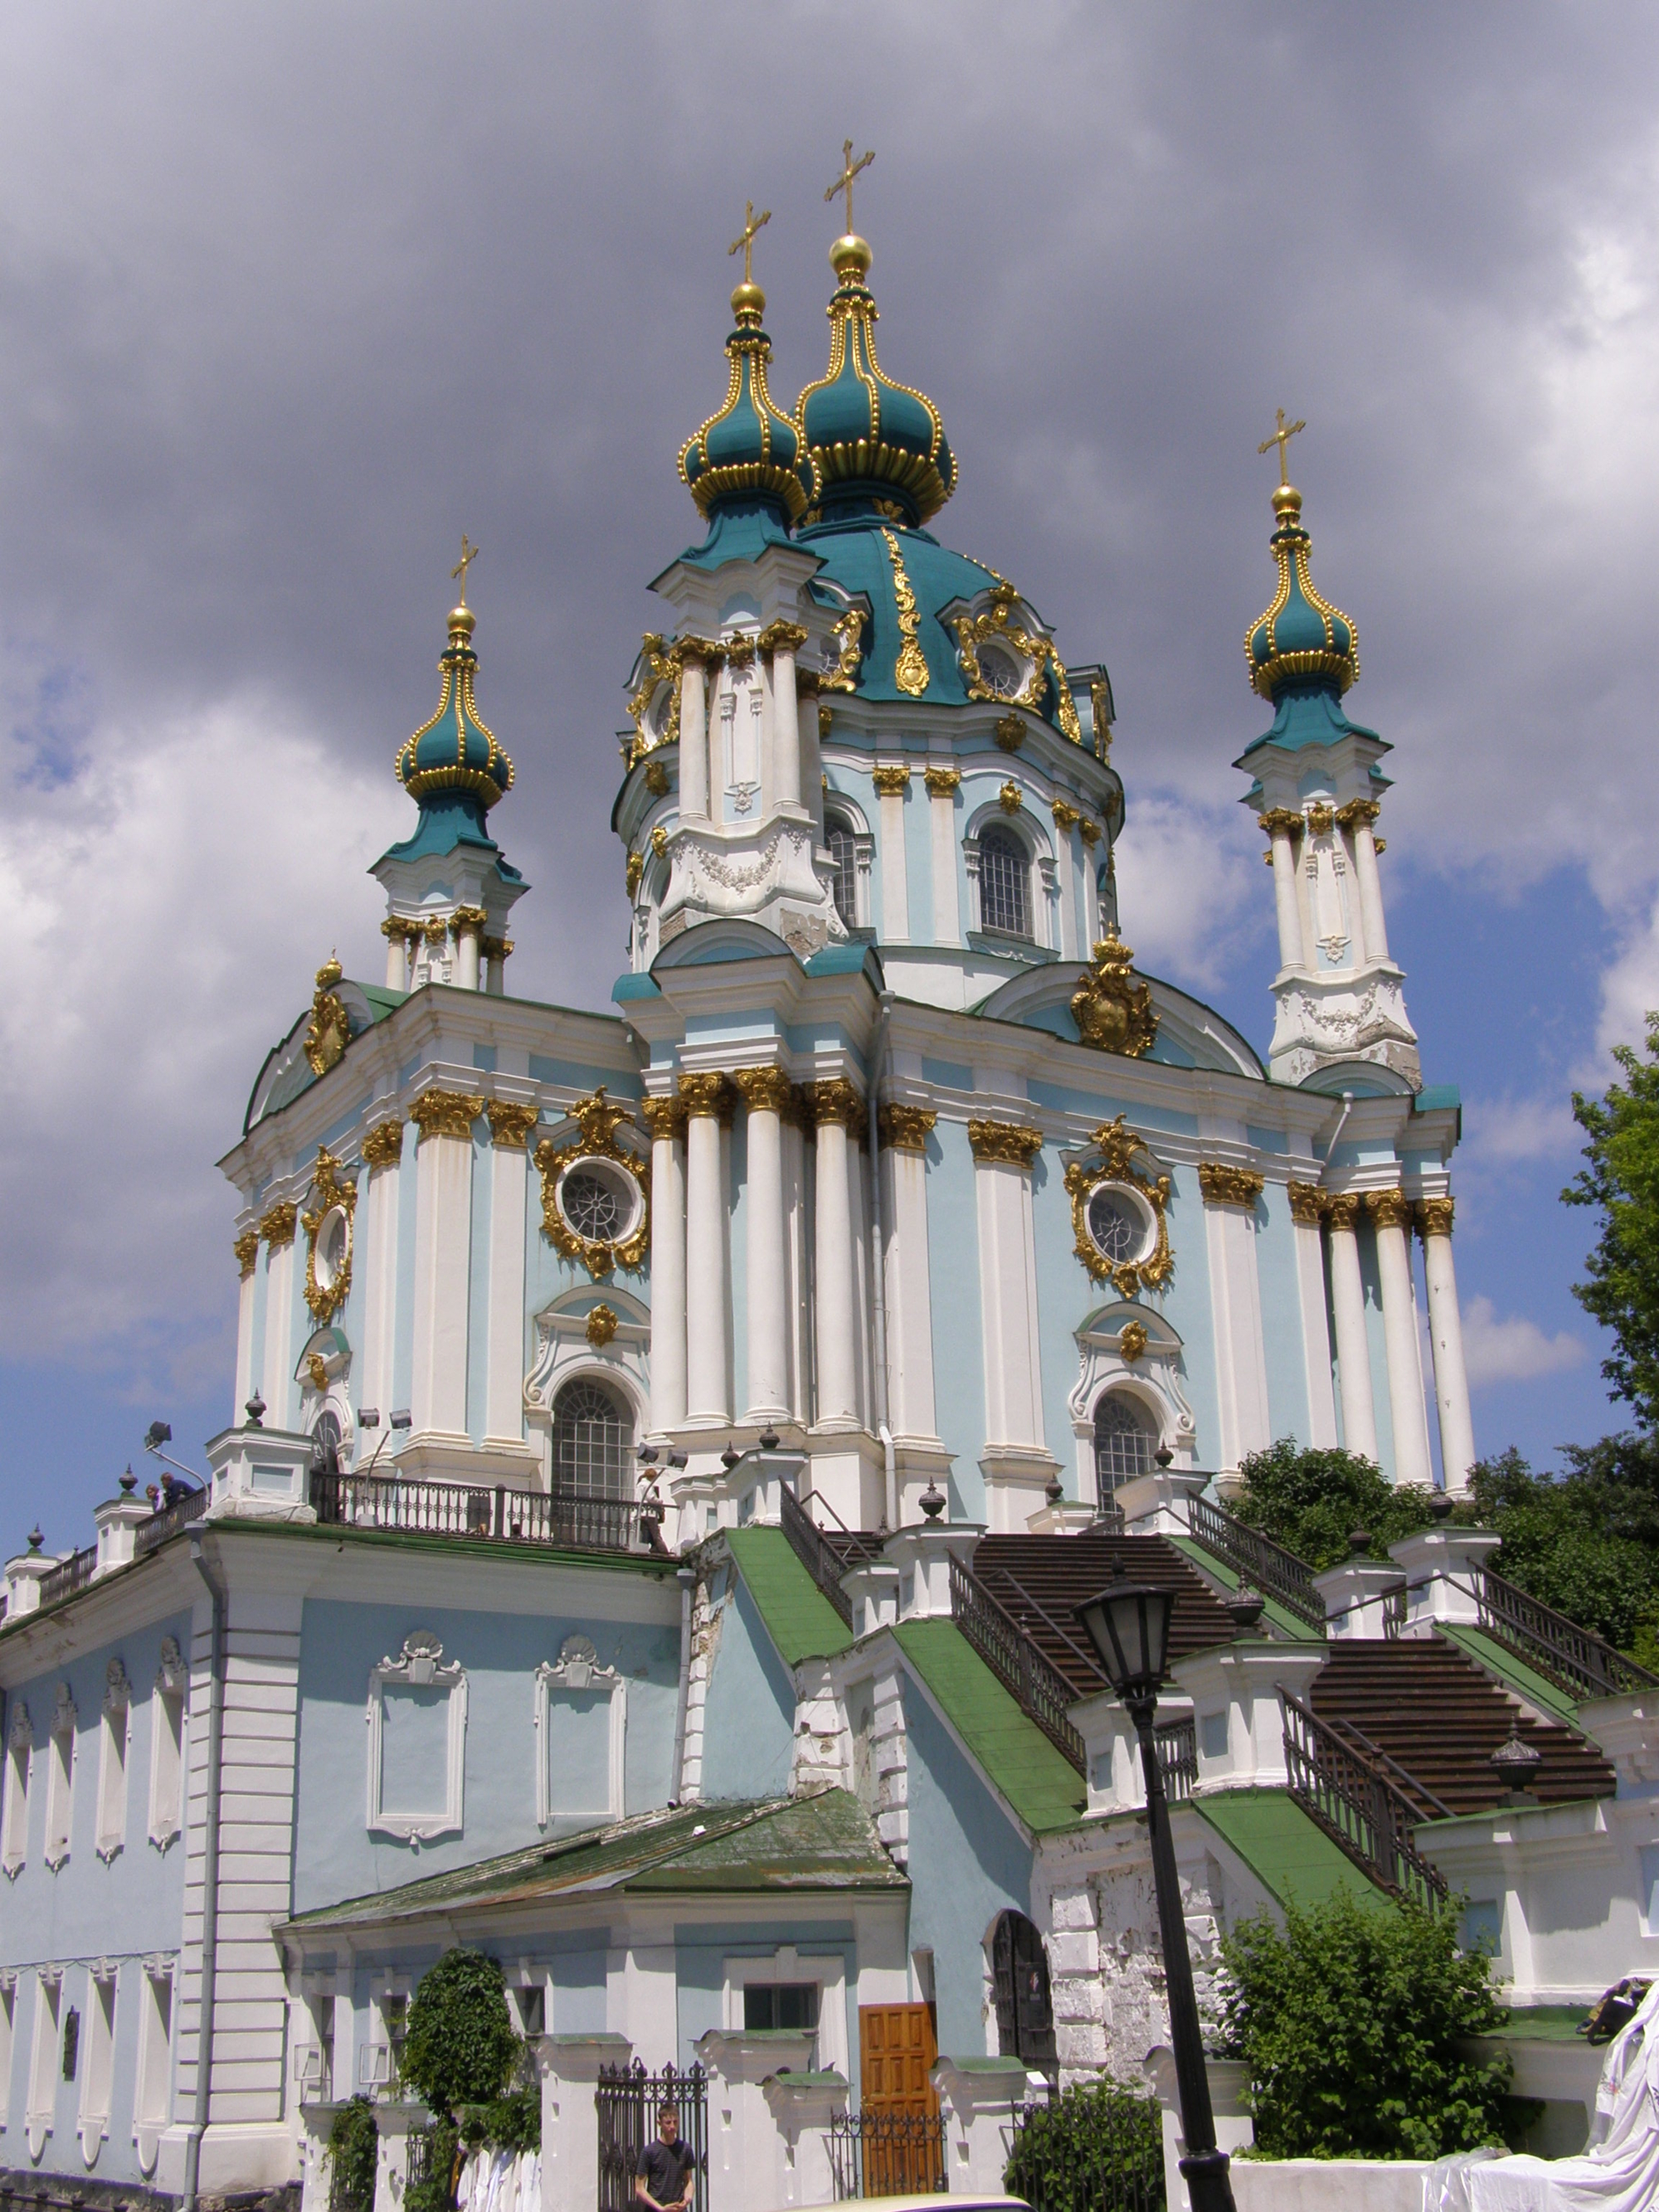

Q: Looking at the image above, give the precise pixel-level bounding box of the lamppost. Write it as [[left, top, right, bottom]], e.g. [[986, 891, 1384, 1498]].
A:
[[1075, 1576, 1236, 2212]]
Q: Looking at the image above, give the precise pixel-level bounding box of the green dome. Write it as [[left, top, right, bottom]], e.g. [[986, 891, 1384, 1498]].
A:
[[679, 284, 808, 525], [1245, 484, 1360, 702], [395, 604, 513, 811], [795, 237, 955, 527]]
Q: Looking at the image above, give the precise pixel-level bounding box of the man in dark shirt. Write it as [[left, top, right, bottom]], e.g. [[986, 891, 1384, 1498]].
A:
[[635, 2104, 695, 2211]]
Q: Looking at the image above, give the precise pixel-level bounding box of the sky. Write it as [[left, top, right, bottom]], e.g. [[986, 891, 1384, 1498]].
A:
[[3, 1, 1658, 1550]]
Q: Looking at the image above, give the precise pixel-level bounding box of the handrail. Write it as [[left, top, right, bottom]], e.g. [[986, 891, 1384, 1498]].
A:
[[948, 1553, 1087, 1772], [1155, 1713, 1198, 1804], [134, 1486, 209, 1558], [1476, 1566, 1659, 1701], [1326, 1714, 1456, 1821], [1281, 1690, 1447, 1907], [993, 1568, 1111, 1684], [38, 1544, 97, 1610], [779, 1483, 854, 1626], [1183, 1493, 1326, 1631], [309, 1470, 642, 1554]]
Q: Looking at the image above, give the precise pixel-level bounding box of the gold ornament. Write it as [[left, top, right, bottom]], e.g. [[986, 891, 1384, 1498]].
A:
[[1118, 1320, 1149, 1365], [951, 583, 1082, 743], [998, 780, 1024, 814], [409, 1090, 484, 1143], [1287, 1179, 1327, 1226], [362, 1119, 406, 1169], [625, 851, 645, 897], [923, 765, 961, 798], [644, 761, 670, 797], [1089, 678, 1114, 761], [260, 1202, 298, 1252], [757, 619, 808, 654], [302, 1148, 359, 1324], [233, 1230, 260, 1280], [995, 714, 1024, 753], [871, 764, 911, 796], [880, 1104, 937, 1154], [303, 957, 351, 1077], [533, 1087, 649, 1281], [650, 824, 668, 858], [880, 529, 931, 697], [1051, 798, 1081, 831], [1078, 819, 1101, 848], [1416, 1196, 1455, 1240], [1070, 932, 1157, 1058], [1258, 808, 1304, 839], [1064, 1116, 1174, 1296], [306, 1352, 330, 1394], [586, 1304, 620, 1349], [1306, 800, 1335, 835], [967, 1119, 1043, 1168], [1198, 1163, 1266, 1211], [626, 633, 684, 763], [820, 607, 866, 695], [486, 1103, 539, 1150]]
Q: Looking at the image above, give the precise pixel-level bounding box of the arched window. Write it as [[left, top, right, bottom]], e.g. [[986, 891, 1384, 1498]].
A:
[[1094, 1390, 1158, 1497], [979, 824, 1029, 939], [826, 817, 859, 931], [309, 1408, 343, 1477], [552, 1378, 634, 1500], [990, 1911, 1056, 2077]]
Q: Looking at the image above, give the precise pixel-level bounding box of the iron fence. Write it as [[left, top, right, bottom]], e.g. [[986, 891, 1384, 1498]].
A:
[[1281, 1690, 1447, 1907], [38, 1544, 97, 1610], [948, 1553, 1087, 1772], [133, 1485, 209, 1558], [825, 2108, 949, 2199], [1154, 1714, 1198, 1803], [310, 1470, 642, 1555], [596, 2059, 707, 2212], [1183, 1494, 1325, 1631], [780, 1482, 854, 1626], [1005, 2091, 1165, 2212], [1477, 1567, 1659, 1701]]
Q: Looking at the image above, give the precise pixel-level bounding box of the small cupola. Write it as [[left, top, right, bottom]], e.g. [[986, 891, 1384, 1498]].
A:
[[1244, 411, 1360, 705], [678, 202, 809, 529]]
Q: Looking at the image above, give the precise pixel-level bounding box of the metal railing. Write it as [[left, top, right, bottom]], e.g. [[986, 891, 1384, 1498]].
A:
[[780, 1481, 854, 1626], [1184, 1493, 1326, 1631], [1477, 1567, 1659, 1701], [597, 2059, 707, 2212], [1282, 1690, 1447, 1907], [949, 1553, 1087, 1772], [1382, 1582, 1408, 1639], [1155, 1713, 1198, 1803], [134, 1485, 209, 1558], [38, 1544, 97, 1610], [309, 1470, 643, 1554], [826, 2109, 949, 2200]]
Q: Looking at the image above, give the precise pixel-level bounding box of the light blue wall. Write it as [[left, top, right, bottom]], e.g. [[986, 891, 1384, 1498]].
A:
[[902, 1675, 1032, 2059], [698, 1578, 795, 1803], [674, 1919, 855, 2073], [1256, 1190, 1312, 1447], [926, 1121, 989, 1522], [292, 1591, 680, 1913]]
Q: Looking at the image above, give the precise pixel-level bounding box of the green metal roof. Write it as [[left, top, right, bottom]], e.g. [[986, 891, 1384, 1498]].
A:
[[893, 1618, 1086, 1835], [1165, 1534, 1322, 1643], [1194, 1787, 1394, 1916], [724, 1527, 854, 1664], [284, 1790, 903, 1934]]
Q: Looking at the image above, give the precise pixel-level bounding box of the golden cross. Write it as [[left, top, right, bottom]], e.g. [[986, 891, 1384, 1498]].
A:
[[1257, 407, 1306, 486], [825, 139, 874, 230], [450, 534, 479, 605], [728, 200, 771, 284]]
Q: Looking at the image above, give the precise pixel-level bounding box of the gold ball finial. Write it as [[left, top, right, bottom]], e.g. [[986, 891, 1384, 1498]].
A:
[[447, 604, 477, 642], [830, 233, 872, 284], [316, 954, 343, 989], [730, 279, 766, 324], [1270, 483, 1303, 525]]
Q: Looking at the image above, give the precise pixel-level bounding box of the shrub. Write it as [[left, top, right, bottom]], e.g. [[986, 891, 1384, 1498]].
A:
[[328, 2095, 379, 2212], [399, 1951, 523, 2121], [1218, 1887, 1510, 2160], [1003, 2076, 1164, 2212], [1230, 1441, 1439, 1572], [406, 2118, 460, 2212], [460, 2088, 542, 2157], [1471, 1442, 1659, 1655]]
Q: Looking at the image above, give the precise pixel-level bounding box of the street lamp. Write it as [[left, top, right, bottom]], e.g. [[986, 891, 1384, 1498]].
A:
[[1076, 1574, 1236, 2212]]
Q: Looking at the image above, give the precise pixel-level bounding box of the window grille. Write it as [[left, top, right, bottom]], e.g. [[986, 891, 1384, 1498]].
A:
[[562, 1169, 624, 1242], [826, 821, 859, 930], [979, 825, 1030, 938], [552, 1380, 634, 1501], [1094, 1392, 1157, 1495]]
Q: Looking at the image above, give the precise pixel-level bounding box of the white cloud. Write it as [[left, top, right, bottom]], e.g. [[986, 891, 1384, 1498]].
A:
[[1111, 790, 1265, 995], [1462, 1093, 1581, 1167], [0, 695, 406, 1373], [1595, 897, 1659, 1063], [1462, 1296, 1585, 1390]]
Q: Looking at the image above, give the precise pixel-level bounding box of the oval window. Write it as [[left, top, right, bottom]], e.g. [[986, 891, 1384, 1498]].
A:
[[1087, 1185, 1150, 1266]]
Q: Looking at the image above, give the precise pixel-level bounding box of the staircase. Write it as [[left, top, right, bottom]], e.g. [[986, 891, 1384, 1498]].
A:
[[971, 1533, 1239, 1696]]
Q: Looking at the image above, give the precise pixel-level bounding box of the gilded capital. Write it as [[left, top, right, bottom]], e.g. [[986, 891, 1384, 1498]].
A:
[[1051, 798, 1081, 831], [795, 666, 822, 698], [757, 618, 808, 654], [480, 934, 513, 962], [1336, 798, 1382, 831], [486, 1102, 539, 1150], [923, 765, 961, 798], [409, 1089, 484, 1143], [968, 1118, 1043, 1169], [1198, 1162, 1266, 1210], [1078, 818, 1101, 847], [625, 851, 645, 897], [1416, 1196, 1456, 1240], [1366, 1186, 1414, 1232], [810, 1078, 866, 1135], [998, 780, 1024, 814], [1286, 1179, 1327, 1226], [730, 1065, 794, 1116], [1258, 808, 1305, 839], [638, 1095, 687, 1142], [871, 764, 911, 797], [995, 713, 1024, 753], [880, 1103, 937, 1154], [1325, 1193, 1360, 1232], [362, 1118, 406, 1169], [678, 1072, 732, 1121], [233, 1230, 260, 1279], [450, 904, 488, 931], [260, 1201, 298, 1252]]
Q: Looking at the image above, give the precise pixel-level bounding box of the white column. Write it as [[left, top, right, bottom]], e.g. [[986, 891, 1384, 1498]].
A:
[[484, 938, 507, 994], [1347, 805, 1390, 960], [1260, 813, 1306, 969], [484, 1106, 534, 1449], [1287, 1183, 1339, 1448], [455, 911, 484, 991], [1082, 829, 1102, 944], [1368, 1189, 1433, 1487], [734, 1070, 791, 1425], [357, 1119, 406, 1429], [768, 631, 803, 809], [812, 1086, 861, 1427], [680, 653, 710, 822], [644, 1100, 687, 1434], [408, 1090, 480, 1446], [925, 766, 960, 946], [1051, 810, 1078, 961], [799, 695, 824, 839], [970, 1123, 1045, 1448], [260, 1209, 299, 1427], [1325, 1196, 1379, 1461], [880, 1110, 938, 1444], [232, 1233, 259, 1422], [1419, 1200, 1477, 1493], [1199, 1174, 1271, 1472], [873, 766, 911, 942], [682, 1077, 730, 1425], [784, 1108, 810, 1422], [382, 921, 409, 992]]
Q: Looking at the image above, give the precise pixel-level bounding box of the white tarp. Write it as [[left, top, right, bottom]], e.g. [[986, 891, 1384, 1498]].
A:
[[455, 2144, 542, 2212], [1425, 1981, 1659, 2212]]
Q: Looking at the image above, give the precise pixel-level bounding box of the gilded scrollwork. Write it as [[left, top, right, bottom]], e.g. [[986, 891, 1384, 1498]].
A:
[[626, 633, 683, 763], [952, 584, 1083, 744], [303, 957, 351, 1078], [879, 530, 931, 698], [1063, 1116, 1174, 1295], [967, 1119, 1043, 1168], [1197, 1163, 1266, 1211], [820, 607, 868, 693], [1070, 932, 1158, 1058], [302, 1148, 358, 1325], [533, 1087, 649, 1282]]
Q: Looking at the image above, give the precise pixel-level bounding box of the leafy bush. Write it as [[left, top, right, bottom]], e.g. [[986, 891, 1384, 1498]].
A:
[[1472, 1442, 1659, 1655], [460, 2088, 541, 2157], [1564, 1013, 1659, 1428], [1218, 1887, 1510, 2160], [400, 1951, 523, 2121], [1230, 1440, 1441, 1572], [328, 2095, 379, 2212], [1003, 2076, 1164, 2212], [406, 2118, 460, 2212]]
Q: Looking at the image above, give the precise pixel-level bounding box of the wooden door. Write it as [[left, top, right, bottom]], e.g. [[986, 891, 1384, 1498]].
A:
[[859, 2002, 941, 2195]]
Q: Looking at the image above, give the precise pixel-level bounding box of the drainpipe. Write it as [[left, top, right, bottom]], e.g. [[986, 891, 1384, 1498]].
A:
[[182, 1531, 227, 2212], [1320, 1091, 1355, 1187], [867, 993, 897, 1529], [669, 1565, 696, 1802]]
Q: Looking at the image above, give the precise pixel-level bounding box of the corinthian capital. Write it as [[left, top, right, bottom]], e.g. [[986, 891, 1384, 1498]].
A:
[[409, 1089, 485, 1143], [678, 1072, 733, 1122], [1415, 1196, 1455, 1240], [1365, 1186, 1414, 1232], [968, 1119, 1043, 1169], [730, 1066, 794, 1116]]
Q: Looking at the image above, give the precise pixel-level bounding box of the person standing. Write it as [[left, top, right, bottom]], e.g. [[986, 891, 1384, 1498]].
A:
[[635, 2103, 695, 2212]]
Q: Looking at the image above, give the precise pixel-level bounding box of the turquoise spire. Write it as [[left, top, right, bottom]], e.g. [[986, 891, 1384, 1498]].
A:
[[678, 271, 809, 530], [1242, 475, 1370, 755], [393, 597, 514, 830]]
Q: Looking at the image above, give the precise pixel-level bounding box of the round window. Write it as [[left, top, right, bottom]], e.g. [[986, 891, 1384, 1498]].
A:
[[558, 1158, 640, 1245], [1087, 1184, 1150, 1266], [314, 1206, 350, 1290], [977, 641, 1025, 699]]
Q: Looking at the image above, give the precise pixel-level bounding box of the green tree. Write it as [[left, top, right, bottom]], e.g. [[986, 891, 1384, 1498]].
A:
[[1565, 1013, 1659, 1429], [400, 1951, 522, 2121], [1470, 1443, 1659, 1655], [1218, 1888, 1510, 2161], [328, 2098, 379, 2212], [1230, 1440, 1439, 1571]]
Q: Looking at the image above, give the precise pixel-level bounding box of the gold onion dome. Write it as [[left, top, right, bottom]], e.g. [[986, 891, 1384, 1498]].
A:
[[795, 231, 956, 527], [1244, 479, 1360, 703], [679, 268, 809, 524], [395, 597, 513, 811]]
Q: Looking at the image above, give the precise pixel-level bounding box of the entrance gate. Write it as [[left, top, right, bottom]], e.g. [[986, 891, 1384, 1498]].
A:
[[596, 2059, 708, 2212]]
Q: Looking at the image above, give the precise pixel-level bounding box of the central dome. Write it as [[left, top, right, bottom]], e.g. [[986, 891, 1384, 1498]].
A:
[[795, 236, 955, 527]]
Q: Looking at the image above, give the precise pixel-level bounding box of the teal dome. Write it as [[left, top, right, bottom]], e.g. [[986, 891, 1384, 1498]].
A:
[[395, 604, 513, 813], [679, 284, 808, 526], [1245, 484, 1360, 702], [795, 237, 955, 527]]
